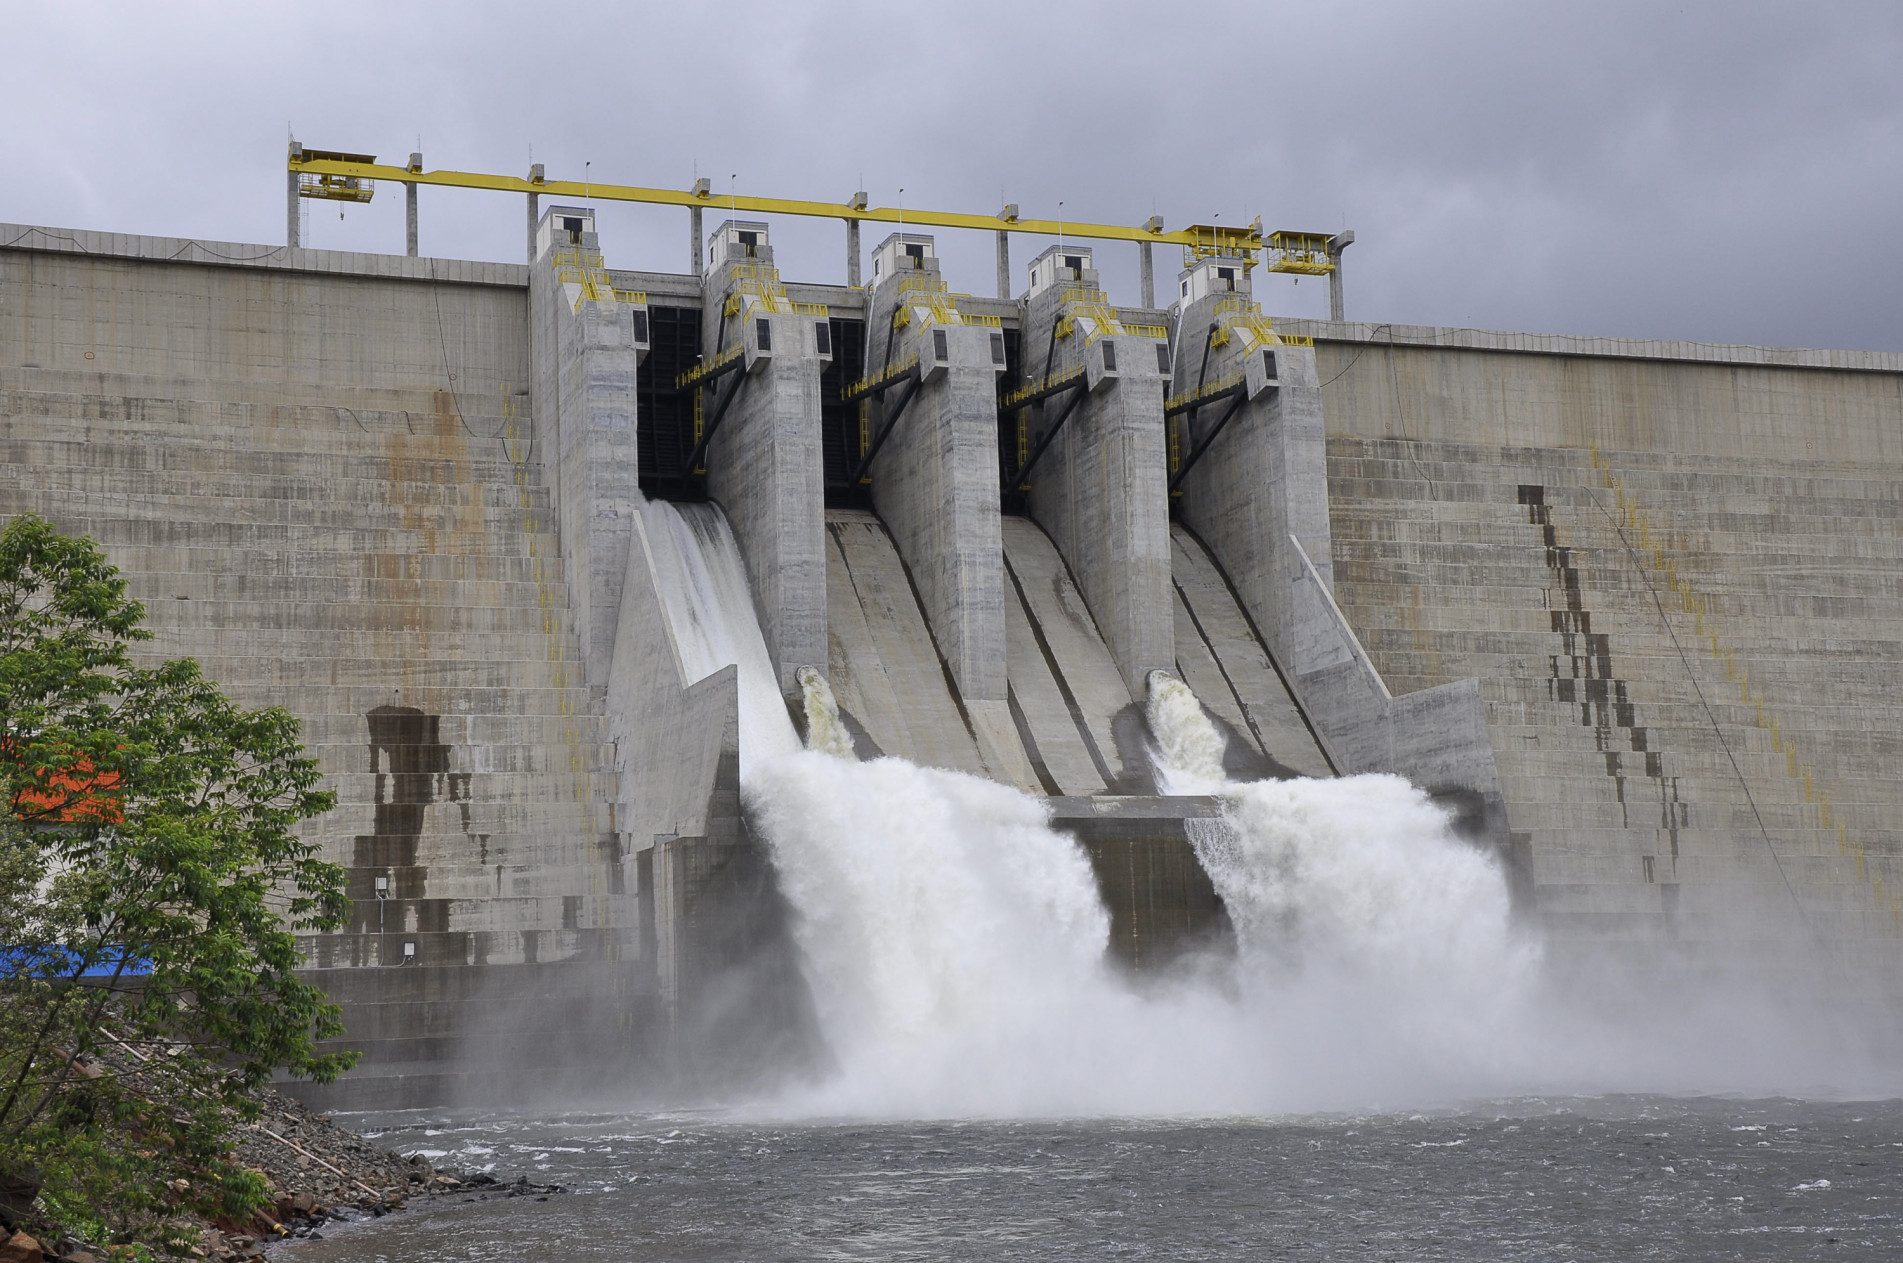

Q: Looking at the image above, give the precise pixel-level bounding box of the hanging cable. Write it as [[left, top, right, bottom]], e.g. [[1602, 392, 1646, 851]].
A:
[[1577, 481, 1836, 965]]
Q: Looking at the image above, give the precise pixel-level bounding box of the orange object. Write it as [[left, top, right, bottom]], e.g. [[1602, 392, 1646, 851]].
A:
[[3, 741, 124, 824]]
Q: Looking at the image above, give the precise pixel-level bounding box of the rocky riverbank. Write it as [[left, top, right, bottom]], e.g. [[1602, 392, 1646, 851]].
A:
[[1, 1089, 561, 1262]]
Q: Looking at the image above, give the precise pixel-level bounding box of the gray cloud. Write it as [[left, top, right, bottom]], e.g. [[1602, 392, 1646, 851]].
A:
[[7, 0, 1899, 349]]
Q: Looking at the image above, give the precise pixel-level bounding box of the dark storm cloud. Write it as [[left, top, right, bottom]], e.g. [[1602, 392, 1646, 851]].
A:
[[6, 0, 1899, 349]]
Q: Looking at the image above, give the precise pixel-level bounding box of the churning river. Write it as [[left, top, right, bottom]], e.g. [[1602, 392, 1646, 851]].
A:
[[283, 1098, 1903, 1260]]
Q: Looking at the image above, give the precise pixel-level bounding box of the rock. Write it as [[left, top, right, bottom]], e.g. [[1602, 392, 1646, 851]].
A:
[[0, 1231, 41, 1263]]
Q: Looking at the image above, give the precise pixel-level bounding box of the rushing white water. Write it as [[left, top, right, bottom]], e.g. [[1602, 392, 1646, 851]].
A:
[[1146, 669, 1528, 989], [650, 507, 1890, 1115], [795, 665, 856, 760], [746, 664, 1541, 1113], [1146, 669, 1229, 793], [641, 501, 800, 769]]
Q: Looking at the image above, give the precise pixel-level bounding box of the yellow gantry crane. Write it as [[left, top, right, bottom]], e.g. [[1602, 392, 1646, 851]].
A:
[[287, 144, 1346, 295]]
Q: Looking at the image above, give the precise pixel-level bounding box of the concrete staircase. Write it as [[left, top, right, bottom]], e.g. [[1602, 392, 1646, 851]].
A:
[[1326, 434, 1903, 977], [0, 367, 633, 1105]]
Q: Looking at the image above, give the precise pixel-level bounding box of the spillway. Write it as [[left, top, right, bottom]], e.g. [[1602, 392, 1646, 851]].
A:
[[659, 496, 1543, 1115]]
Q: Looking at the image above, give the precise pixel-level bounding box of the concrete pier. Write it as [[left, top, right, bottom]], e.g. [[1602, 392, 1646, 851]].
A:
[[405, 152, 420, 257], [697, 221, 829, 699], [1014, 244, 1175, 699], [528, 206, 647, 689], [861, 233, 1033, 783]]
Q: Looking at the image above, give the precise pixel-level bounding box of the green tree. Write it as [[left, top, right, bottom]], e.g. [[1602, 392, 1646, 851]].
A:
[[0, 514, 355, 1251]]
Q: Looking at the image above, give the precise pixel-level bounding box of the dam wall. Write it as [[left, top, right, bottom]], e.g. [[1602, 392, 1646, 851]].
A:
[[6, 214, 1902, 1105], [0, 226, 638, 1107], [1287, 318, 1903, 969]]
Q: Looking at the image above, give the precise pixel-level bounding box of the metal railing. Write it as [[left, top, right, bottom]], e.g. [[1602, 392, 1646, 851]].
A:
[[843, 353, 919, 402], [999, 364, 1085, 411], [1165, 371, 1245, 415], [675, 344, 745, 391]]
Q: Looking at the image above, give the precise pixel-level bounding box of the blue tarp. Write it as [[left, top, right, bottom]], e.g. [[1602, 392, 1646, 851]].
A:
[[0, 944, 152, 978]]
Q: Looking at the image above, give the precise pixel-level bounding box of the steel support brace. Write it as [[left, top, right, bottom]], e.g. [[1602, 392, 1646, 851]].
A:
[[1168, 392, 1249, 493], [1004, 381, 1087, 490], [850, 376, 922, 486], [681, 371, 748, 476]]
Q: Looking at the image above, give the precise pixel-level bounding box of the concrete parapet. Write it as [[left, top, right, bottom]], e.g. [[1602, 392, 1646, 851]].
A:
[[698, 224, 828, 698], [1014, 245, 1174, 698]]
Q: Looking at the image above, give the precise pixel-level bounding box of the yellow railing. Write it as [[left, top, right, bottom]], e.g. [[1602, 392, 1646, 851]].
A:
[[1165, 371, 1244, 413], [675, 343, 745, 391], [727, 262, 782, 286], [298, 172, 374, 203], [555, 265, 611, 288], [894, 295, 968, 331], [1000, 364, 1084, 410], [896, 274, 951, 296], [1208, 300, 1313, 350], [1265, 230, 1335, 276], [844, 353, 919, 401]]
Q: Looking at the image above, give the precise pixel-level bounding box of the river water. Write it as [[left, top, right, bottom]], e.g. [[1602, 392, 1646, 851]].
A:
[[280, 1097, 1903, 1260]]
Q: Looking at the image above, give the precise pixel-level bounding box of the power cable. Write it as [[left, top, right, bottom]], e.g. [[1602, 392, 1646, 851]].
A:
[[425, 257, 510, 443], [1576, 480, 1835, 965]]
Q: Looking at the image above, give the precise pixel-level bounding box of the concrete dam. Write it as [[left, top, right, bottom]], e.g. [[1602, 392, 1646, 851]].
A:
[[4, 182, 1902, 1107]]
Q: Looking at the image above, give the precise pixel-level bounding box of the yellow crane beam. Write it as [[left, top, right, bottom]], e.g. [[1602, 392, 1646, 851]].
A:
[[287, 152, 1292, 255]]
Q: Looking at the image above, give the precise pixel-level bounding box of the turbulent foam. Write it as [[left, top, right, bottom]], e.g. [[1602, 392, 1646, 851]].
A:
[[796, 666, 857, 760], [1145, 668, 1228, 793], [731, 669, 1546, 1115]]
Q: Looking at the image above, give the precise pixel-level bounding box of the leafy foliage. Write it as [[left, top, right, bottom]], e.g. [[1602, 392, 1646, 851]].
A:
[[0, 515, 354, 1251]]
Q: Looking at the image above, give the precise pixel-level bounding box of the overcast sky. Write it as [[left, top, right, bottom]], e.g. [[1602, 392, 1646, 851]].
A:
[[6, 0, 1900, 350]]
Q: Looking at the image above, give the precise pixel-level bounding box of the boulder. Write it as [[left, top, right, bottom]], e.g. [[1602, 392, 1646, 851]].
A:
[[0, 1230, 43, 1263]]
